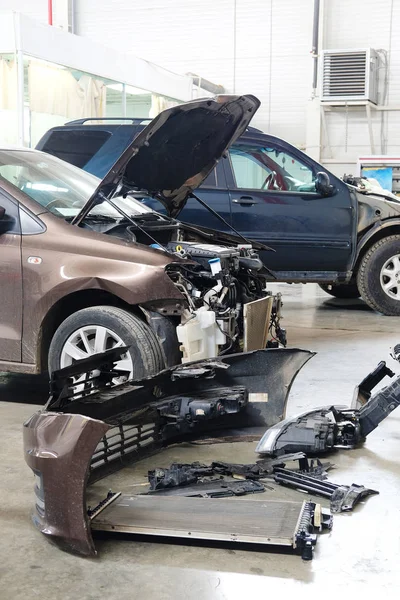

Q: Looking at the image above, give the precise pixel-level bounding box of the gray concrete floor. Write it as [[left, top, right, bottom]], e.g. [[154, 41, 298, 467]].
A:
[[2, 284, 400, 598]]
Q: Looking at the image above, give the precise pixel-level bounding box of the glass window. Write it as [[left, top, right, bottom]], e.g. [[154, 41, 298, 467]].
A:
[[39, 130, 111, 168], [0, 149, 153, 221], [230, 144, 316, 193], [26, 57, 128, 147], [126, 85, 152, 118], [19, 207, 45, 235]]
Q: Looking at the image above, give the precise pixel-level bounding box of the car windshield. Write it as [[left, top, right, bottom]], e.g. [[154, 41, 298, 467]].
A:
[[0, 149, 154, 220]]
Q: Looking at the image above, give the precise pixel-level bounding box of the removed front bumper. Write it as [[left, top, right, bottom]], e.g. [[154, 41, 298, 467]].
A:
[[23, 347, 313, 556]]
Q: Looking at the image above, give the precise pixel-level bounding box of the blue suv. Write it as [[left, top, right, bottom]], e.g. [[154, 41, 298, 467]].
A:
[[37, 117, 400, 315]]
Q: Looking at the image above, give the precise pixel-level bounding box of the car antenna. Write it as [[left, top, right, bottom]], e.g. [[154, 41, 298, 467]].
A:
[[189, 192, 251, 244]]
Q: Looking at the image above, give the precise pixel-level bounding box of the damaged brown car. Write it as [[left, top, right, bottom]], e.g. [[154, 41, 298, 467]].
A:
[[0, 94, 285, 379]]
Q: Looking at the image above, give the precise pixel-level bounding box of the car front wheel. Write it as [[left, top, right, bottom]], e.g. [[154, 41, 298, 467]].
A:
[[357, 235, 400, 315], [48, 305, 165, 381]]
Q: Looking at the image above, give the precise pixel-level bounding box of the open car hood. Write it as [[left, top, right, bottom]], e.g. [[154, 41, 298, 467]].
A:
[[73, 94, 260, 222]]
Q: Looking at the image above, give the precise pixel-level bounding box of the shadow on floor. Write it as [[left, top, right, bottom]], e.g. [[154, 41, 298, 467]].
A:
[[319, 298, 375, 312], [93, 531, 316, 581], [0, 372, 49, 404]]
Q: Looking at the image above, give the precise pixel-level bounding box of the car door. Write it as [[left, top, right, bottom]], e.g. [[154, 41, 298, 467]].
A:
[[226, 138, 354, 274], [0, 192, 22, 362], [142, 162, 233, 231]]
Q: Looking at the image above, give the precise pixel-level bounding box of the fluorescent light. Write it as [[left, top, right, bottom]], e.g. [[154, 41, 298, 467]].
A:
[[125, 85, 149, 95], [106, 84, 123, 92]]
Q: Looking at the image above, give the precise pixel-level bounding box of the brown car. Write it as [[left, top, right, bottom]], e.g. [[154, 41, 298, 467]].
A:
[[0, 94, 284, 380]]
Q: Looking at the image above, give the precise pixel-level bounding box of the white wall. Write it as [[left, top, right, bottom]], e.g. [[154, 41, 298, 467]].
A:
[[0, 0, 46, 22], [74, 0, 314, 146], [0, 0, 70, 28], [5, 0, 400, 174], [321, 0, 399, 175], [73, 0, 400, 173]]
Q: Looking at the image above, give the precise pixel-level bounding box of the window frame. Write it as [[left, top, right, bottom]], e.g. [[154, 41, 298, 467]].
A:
[[226, 137, 320, 196], [198, 161, 227, 190], [0, 191, 21, 234], [39, 129, 112, 170], [19, 206, 46, 235]]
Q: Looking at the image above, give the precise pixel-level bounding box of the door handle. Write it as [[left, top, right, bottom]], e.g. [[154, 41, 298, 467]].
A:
[[232, 196, 258, 206]]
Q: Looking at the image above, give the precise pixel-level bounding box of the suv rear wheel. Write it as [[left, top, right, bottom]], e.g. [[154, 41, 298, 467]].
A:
[[48, 306, 164, 381], [357, 235, 400, 315], [318, 282, 360, 299]]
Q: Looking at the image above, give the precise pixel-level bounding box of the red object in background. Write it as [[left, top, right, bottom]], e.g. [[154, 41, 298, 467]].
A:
[[48, 0, 53, 25]]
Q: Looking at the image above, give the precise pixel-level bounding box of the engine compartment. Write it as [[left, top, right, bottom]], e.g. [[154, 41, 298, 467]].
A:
[[84, 213, 285, 360]]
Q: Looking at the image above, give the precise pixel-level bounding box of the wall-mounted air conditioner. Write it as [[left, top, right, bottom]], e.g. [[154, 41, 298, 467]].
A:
[[321, 48, 379, 104]]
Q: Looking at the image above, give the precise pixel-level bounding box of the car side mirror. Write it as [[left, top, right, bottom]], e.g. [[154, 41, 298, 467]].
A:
[[315, 172, 334, 197]]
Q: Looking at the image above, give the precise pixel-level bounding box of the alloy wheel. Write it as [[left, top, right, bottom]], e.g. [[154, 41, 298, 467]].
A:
[[380, 254, 400, 301], [60, 325, 134, 390]]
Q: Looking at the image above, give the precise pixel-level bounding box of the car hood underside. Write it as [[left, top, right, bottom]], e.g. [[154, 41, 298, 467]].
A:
[[76, 94, 260, 222]]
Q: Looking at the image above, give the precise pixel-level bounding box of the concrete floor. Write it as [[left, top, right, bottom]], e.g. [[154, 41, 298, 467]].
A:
[[1, 283, 400, 598]]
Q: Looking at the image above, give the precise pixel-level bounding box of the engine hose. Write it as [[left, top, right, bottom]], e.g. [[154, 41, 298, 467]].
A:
[[203, 281, 223, 306], [227, 283, 237, 307]]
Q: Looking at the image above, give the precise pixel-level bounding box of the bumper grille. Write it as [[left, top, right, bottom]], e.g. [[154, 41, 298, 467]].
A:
[[89, 423, 160, 482]]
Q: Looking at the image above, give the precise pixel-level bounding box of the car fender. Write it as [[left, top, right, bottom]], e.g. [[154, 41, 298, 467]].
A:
[[355, 218, 400, 264], [22, 262, 184, 366]]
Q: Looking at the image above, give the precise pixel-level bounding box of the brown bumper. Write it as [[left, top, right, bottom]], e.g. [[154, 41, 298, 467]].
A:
[[23, 411, 110, 556], [23, 348, 314, 556]]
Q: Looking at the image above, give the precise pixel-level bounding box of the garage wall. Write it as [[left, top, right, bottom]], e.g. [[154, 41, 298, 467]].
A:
[[0, 0, 71, 29], [321, 0, 399, 175], [0, 1, 46, 22], [73, 0, 400, 171], [74, 0, 314, 146], [4, 0, 400, 173]]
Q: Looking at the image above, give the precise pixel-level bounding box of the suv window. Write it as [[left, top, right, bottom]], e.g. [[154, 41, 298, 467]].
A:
[[40, 130, 111, 169], [229, 144, 316, 193]]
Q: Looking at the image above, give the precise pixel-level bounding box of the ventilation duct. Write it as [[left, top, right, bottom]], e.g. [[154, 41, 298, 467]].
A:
[[186, 73, 225, 95]]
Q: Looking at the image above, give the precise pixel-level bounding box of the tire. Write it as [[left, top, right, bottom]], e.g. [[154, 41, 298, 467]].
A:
[[48, 306, 164, 380], [319, 282, 360, 299], [357, 235, 400, 315]]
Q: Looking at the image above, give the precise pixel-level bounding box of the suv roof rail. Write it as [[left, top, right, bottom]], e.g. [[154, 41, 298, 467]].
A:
[[63, 118, 264, 133], [246, 125, 264, 134], [65, 117, 152, 125]]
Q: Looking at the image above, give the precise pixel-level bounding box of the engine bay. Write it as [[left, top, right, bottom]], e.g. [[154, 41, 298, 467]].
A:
[[87, 213, 286, 360]]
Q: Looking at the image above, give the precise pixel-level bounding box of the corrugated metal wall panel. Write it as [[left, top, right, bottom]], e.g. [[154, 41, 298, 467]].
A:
[[77, 0, 235, 64], [235, 0, 313, 143], [385, 0, 400, 155], [324, 0, 392, 50], [77, 0, 236, 91], [321, 0, 400, 166], [6, 0, 400, 167], [75, 0, 314, 145], [324, 110, 382, 153]]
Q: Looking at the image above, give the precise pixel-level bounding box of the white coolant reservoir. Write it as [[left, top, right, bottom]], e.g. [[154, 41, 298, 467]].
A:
[[176, 307, 226, 363]]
